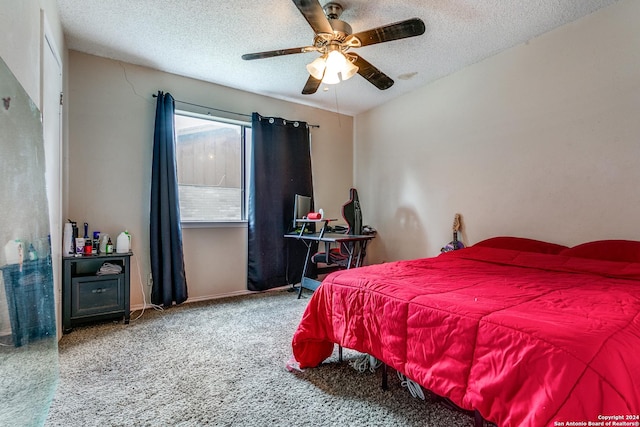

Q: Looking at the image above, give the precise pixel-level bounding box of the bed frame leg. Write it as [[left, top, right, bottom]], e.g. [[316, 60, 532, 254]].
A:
[[474, 409, 484, 427], [381, 363, 388, 391], [338, 345, 343, 362]]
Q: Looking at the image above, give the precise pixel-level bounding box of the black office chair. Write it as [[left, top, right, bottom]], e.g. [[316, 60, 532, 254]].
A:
[[311, 188, 365, 269]]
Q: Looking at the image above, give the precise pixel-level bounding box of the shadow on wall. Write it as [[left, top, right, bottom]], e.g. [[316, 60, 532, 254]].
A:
[[374, 206, 427, 263]]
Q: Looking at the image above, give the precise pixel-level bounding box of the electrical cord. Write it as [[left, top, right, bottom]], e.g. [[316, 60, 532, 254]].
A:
[[349, 354, 383, 373], [129, 254, 163, 321], [349, 354, 424, 400], [397, 371, 425, 400]]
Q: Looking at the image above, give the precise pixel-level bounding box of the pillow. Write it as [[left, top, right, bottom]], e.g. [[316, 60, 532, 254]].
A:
[[559, 240, 640, 263], [473, 236, 568, 254]]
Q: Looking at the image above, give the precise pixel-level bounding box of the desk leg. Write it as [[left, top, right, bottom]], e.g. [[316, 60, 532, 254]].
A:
[[324, 241, 332, 264], [344, 242, 355, 269], [297, 222, 308, 238], [355, 241, 368, 268], [298, 240, 313, 299], [318, 221, 327, 238]]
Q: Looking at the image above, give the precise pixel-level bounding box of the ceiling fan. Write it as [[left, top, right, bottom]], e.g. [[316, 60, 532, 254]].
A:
[[241, 0, 426, 95]]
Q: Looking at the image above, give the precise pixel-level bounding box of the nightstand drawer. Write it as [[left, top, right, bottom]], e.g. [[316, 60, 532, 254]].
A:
[[71, 275, 124, 318]]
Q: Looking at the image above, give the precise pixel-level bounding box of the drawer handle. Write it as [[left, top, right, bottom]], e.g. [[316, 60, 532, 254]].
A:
[[92, 288, 106, 294]]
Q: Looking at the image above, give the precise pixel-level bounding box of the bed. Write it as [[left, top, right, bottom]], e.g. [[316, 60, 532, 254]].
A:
[[291, 237, 640, 427]]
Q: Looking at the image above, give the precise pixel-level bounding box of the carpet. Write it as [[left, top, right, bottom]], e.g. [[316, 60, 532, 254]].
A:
[[44, 289, 475, 426]]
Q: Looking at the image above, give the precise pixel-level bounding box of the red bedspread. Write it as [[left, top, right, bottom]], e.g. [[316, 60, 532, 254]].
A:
[[291, 246, 640, 427]]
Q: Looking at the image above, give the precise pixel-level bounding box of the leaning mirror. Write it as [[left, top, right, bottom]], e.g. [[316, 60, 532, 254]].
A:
[[0, 55, 58, 426]]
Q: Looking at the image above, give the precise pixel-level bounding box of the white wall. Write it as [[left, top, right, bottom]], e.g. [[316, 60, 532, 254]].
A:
[[67, 51, 354, 308], [0, 0, 64, 107], [355, 0, 640, 263]]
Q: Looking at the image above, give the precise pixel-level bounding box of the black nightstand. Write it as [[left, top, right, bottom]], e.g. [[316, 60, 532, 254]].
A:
[[62, 252, 131, 333]]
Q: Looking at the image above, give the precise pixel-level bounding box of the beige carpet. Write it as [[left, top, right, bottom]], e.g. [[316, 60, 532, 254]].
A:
[[44, 289, 475, 426]]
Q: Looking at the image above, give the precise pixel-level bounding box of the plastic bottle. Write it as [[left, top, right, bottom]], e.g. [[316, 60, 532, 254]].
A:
[[116, 231, 130, 253], [4, 240, 23, 265], [63, 222, 74, 255], [100, 234, 109, 253], [92, 231, 100, 254], [124, 230, 131, 247], [28, 243, 38, 261]]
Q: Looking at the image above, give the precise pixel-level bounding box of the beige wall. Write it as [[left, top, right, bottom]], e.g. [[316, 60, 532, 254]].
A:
[[355, 0, 640, 263], [66, 51, 354, 308]]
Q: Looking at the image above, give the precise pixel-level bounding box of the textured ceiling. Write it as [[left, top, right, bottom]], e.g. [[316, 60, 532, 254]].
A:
[[56, 0, 619, 116]]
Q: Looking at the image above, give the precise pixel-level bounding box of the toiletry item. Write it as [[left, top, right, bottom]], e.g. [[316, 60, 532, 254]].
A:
[[63, 222, 74, 255], [4, 240, 24, 264], [28, 243, 38, 261], [116, 231, 130, 253], [75, 237, 85, 254], [92, 231, 100, 254], [83, 239, 92, 255], [100, 234, 109, 253], [106, 238, 113, 254], [83, 222, 89, 239], [71, 221, 78, 239]]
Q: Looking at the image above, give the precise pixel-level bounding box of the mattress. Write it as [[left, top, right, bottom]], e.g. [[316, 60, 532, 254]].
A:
[[292, 245, 640, 427]]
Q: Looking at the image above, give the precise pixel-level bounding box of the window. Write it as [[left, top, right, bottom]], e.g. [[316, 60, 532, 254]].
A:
[[174, 111, 250, 222]]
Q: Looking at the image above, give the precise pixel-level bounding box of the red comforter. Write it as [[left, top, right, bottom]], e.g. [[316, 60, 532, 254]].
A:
[[291, 246, 640, 427]]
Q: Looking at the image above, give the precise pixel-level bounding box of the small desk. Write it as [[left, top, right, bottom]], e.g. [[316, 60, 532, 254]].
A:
[[293, 218, 337, 238], [284, 231, 374, 298]]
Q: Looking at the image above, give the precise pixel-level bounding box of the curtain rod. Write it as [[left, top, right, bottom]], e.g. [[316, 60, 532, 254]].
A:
[[152, 94, 319, 128]]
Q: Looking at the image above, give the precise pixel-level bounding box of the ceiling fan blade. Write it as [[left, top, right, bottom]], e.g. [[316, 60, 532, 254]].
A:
[[346, 18, 425, 47], [302, 75, 322, 95], [292, 0, 334, 36], [352, 55, 394, 90], [242, 46, 316, 60]]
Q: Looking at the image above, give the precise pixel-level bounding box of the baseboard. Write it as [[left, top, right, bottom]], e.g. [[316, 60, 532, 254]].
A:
[[130, 286, 291, 312], [0, 333, 12, 346]]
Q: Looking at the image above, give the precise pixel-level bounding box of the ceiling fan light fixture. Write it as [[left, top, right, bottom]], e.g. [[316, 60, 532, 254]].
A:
[[310, 50, 358, 84], [306, 55, 327, 80], [325, 50, 346, 73], [322, 68, 341, 84], [341, 57, 359, 80]]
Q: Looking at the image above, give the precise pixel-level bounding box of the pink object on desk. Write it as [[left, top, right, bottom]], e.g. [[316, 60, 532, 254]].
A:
[[307, 212, 322, 220]]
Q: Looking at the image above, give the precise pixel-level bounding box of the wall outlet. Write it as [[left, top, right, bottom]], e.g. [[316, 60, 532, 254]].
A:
[[147, 272, 153, 287]]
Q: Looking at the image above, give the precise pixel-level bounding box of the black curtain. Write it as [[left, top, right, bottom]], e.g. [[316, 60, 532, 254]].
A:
[[248, 113, 313, 291], [150, 91, 188, 306]]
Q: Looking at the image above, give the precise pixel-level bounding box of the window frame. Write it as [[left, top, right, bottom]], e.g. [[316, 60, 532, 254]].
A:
[[174, 109, 250, 228]]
